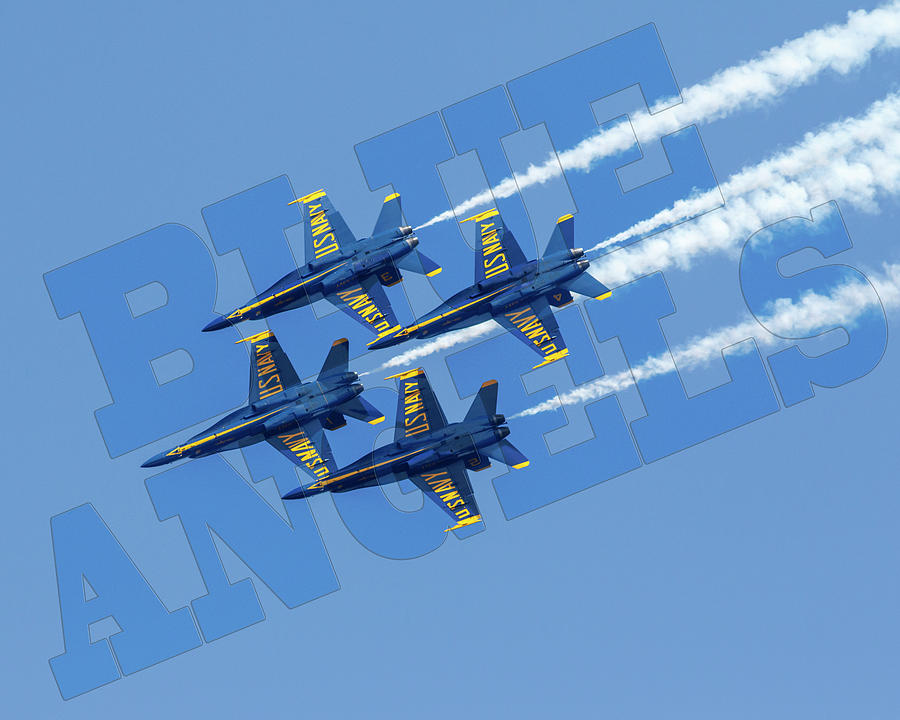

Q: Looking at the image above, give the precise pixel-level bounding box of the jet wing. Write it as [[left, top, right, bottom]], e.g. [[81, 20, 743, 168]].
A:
[[324, 274, 400, 337], [407, 460, 483, 532], [266, 417, 338, 484], [290, 189, 357, 264], [238, 331, 302, 404], [461, 208, 529, 284], [387, 368, 447, 442], [494, 296, 569, 368]]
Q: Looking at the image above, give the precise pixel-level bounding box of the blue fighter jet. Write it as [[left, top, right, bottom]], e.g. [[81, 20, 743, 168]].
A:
[[368, 209, 611, 368], [202, 189, 441, 335], [282, 368, 528, 532], [142, 333, 384, 483]]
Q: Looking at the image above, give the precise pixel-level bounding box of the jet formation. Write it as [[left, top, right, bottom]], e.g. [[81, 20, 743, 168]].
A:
[[149, 189, 612, 531]]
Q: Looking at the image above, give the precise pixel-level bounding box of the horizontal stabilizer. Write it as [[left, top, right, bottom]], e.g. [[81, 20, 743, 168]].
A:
[[317, 338, 349, 382], [395, 249, 442, 277], [321, 411, 347, 431], [340, 395, 386, 425], [377, 263, 403, 287], [481, 439, 529, 469], [547, 289, 574, 308], [464, 379, 498, 422], [565, 272, 611, 301]]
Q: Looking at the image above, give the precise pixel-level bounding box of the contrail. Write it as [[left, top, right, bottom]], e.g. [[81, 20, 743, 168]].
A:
[[590, 92, 900, 286], [416, 1, 900, 230], [513, 263, 898, 418], [383, 91, 900, 371], [379, 321, 496, 370]]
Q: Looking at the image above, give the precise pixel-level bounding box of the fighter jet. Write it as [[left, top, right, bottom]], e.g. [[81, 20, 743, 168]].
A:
[[281, 368, 528, 532], [141, 333, 384, 483], [202, 190, 441, 335], [368, 209, 611, 368]]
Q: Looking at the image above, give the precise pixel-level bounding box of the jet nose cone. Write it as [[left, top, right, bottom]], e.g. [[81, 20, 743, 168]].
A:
[[141, 451, 171, 468], [202, 315, 233, 332], [282, 487, 307, 500]]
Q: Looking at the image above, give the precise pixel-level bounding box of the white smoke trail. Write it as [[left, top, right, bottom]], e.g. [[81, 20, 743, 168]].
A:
[[387, 92, 900, 371], [590, 93, 900, 286], [416, 1, 900, 230], [379, 321, 496, 370], [514, 264, 899, 417], [594, 92, 900, 252]]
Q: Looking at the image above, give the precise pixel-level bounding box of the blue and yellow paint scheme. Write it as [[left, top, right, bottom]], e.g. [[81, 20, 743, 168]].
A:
[[141, 334, 385, 480], [368, 210, 611, 368], [281, 369, 528, 532], [202, 190, 441, 335]]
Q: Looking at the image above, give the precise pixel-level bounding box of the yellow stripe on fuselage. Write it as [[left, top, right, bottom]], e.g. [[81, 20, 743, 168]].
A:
[[167, 408, 283, 456], [228, 263, 348, 319], [406, 284, 515, 333], [307, 446, 433, 490]]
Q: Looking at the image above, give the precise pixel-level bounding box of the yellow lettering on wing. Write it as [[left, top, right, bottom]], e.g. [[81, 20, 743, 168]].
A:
[[308, 204, 339, 259], [402, 379, 429, 436], [480, 221, 510, 279], [254, 342, 284, 399], [421, 468, 477, 522], [335, 287, 393, 334], [277, 430, 330, 478]]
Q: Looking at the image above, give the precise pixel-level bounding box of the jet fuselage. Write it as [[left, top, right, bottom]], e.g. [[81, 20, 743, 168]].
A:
[[142, 375, 362, 467], [295, 414, 510, 496], [369, 249, 587, 349], [203, 228, 417, 331]]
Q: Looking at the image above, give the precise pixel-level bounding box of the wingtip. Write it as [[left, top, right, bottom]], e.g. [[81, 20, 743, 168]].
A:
[[480, 379, 498, 388], [384, 192, 400, 202], [332, 337, 349, 347], [384, 367, 424, 381], [367, 416, 386, 425], [460, 208, 499, 224], [425, 267, 442, 277], [557, 213, 574, 223], [444, 515, 484, 532], [532, 349, 569, 369], [289, 189, 326, 206], [595, 291, 612, 301], [235, 330, 275, 344], [512, 461, 530, 469]]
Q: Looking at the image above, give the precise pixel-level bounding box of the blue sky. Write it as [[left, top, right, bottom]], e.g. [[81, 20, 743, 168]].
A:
[[4, 0, 900, 717]]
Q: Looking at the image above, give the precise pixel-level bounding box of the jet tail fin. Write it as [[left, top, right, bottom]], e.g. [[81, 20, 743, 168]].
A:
[[542, 213, 575, 259], [395, 249, 442, 278], [481, 439, 529, 469], [317, 338, 349, 382], [565, 272, 611, 301], [464, 379, 498, 422], [372, 192, 403, 236]]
